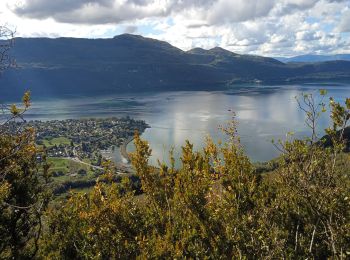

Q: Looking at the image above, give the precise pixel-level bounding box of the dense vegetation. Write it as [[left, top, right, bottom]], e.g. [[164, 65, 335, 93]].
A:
[[2, 34, 350, 99], [1, 90, 349, 258], [1, 26, 349, 259], [0, 92, 51, 258]]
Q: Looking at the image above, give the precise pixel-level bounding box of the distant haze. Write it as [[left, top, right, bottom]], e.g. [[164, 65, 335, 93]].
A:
[[275, 54, 350, 63]]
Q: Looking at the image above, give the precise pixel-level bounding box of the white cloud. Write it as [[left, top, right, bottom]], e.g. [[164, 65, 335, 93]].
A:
[[284, 0, 319, 9], [207, 0, 275, 24], [0, 0, 349, 56], [338, 9, 350, 32]]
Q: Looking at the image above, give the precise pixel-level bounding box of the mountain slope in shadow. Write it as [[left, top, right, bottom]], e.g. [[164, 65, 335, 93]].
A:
[[1, 34, 350, 99]]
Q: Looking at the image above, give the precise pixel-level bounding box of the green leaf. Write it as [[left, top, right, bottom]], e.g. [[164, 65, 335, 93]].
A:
[[10, 104, 19, 116], [346, 98, 350, 109], [319, 89, 327, 96]]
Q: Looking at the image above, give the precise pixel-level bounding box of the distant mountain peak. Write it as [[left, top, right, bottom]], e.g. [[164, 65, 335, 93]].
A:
[[113, 33, 144, 40], [188, 46, 239, 57], [209, 47, 226, 51], [112, 33, 183, 53], [187, 47, 208, 55], [208, 47, 238, 56]]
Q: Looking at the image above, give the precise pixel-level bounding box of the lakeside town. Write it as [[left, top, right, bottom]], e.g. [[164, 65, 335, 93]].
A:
[[3, 117, 149, 166]]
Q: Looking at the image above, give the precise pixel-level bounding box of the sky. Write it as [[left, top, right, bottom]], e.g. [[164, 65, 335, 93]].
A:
[[0, 0, 350, 57]]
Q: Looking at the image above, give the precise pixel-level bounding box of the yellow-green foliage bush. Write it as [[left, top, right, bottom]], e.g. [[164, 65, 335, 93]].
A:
[[40, 95, 350, 259], [0, 92, 51, 259]]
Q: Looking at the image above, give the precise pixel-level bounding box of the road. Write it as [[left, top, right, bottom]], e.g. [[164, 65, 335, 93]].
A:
[[65, 156, 104, 170], [65, 157, 131, 176]]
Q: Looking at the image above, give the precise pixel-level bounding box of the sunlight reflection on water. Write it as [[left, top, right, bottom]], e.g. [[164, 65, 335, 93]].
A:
[[21, 84, 350, 164]]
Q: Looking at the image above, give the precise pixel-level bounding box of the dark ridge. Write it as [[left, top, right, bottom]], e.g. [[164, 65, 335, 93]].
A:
[[1, 34, 349, 100], [208, 46, 238, 56], [275, 54, 350, 63], [187, 48, 208, 55]]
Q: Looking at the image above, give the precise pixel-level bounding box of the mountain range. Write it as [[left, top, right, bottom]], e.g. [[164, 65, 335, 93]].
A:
[[275, 54, 350, 63], [1, 34, 350, 100]]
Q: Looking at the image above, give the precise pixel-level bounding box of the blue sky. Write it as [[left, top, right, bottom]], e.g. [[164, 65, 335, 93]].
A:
[[1, 0, 350, 57]]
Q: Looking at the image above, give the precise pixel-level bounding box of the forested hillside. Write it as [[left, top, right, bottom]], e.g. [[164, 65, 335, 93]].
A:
[[1, 34, 350, 99]]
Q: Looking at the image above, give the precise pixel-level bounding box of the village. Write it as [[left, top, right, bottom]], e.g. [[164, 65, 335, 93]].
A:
[[4, 117, 149, 166]]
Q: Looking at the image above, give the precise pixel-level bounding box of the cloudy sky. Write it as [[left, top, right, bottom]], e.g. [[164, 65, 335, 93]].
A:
[[1, 0, 350, 56]]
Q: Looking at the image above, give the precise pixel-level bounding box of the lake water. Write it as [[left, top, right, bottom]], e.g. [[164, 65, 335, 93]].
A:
[[19, 84, 350, 164]]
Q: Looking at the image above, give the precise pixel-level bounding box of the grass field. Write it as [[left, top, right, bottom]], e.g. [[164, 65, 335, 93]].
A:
[[48, 157, 70, 173], [47, 157, 100, 199], [48, 158, 94, 178]]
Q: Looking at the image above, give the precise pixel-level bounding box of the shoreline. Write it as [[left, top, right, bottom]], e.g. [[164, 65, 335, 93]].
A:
[[120, 136, 134, 163]]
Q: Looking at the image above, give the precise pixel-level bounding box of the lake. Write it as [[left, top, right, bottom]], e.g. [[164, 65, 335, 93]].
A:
[[20, 83, 350, 164]]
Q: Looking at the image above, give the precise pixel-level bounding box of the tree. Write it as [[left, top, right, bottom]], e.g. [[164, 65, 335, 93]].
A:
[[0, 27, 51, 258], [0, 26, 15, 73], [0, 93, 52, 258], [42, 94, 350, 259], [267, 92, 350, 258]]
